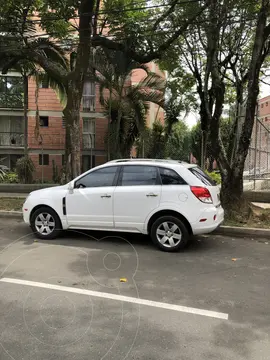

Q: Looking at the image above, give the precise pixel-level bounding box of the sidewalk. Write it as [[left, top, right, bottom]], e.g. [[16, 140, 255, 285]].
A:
[[0, 193, 27, 198]]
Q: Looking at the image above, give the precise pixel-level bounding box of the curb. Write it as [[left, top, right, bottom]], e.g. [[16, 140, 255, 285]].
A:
[[215, 225, 270, 238], [0, 212, 269, 238], [0, 211, 23, 219]]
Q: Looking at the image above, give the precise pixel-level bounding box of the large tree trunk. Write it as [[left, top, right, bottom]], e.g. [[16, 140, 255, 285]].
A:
[[222, 0, 269, 209], [23, 74, 28, 156], [63, 82, 82, 180], [221, 167, 243, 210], [63, 0, 95, 181]]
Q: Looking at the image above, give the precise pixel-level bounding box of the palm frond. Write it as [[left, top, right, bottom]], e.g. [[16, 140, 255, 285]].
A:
[[30, 38, 69, 71], [135, 72, 166, 92]]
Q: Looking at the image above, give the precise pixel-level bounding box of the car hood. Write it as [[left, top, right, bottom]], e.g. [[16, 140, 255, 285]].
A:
[[30, 184, 69, 197]]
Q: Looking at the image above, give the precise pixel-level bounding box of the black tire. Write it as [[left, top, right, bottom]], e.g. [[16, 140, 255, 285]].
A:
[[150, 215, 189, 252], [30, 206, 62, 240]]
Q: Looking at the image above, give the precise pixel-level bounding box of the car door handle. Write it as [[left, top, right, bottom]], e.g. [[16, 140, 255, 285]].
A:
[[101, 194, 111, 198], [146, 193, 158, 197]]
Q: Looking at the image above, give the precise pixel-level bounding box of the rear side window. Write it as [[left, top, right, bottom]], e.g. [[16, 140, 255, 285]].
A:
[[189, 167, 216, 186], [119, 165, 158, 186], [159, 167, 186, 185]]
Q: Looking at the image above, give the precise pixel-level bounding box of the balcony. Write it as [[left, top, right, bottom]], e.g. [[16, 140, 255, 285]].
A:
[[0, 93, 23, 109], [0, 132, 24, 147], [0, 75, 24, 109], [82, 80, 95, 112], [82, 95, 95, 112]]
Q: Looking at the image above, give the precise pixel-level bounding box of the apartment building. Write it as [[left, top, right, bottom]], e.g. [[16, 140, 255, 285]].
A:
[[0, 67, 164, 181], [0, 71, 108, 180]]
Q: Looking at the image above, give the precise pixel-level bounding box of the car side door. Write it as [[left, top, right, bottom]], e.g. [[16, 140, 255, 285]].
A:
[[113, 165, 161, 232], [65, 166, 120, 229]]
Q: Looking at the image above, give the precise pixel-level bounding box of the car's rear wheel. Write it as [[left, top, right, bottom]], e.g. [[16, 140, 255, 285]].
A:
[[30, 207, 61, 240], [150, 215, 189, 252]]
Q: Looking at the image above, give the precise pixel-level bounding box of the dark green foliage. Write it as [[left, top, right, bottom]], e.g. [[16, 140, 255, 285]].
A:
[[16, 156, 35, 184]]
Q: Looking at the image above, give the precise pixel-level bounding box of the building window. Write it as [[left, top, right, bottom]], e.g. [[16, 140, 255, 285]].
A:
[[39, 78, 49, 89], [0, 76, 23, 108], [0, 115, 24, 146], [82, 155, 96, 172], [82, 80, 95, 112], [39, 154, 49, 165], [266, 102, 269, 107], [261, 103, 264, 108], [39, 116, 49, 127], [62, 116, 66, 128], [83, 118, 95, 149]]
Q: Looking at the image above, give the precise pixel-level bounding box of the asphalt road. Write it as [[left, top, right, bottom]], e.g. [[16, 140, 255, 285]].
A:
[[0, 218, 270, 360]]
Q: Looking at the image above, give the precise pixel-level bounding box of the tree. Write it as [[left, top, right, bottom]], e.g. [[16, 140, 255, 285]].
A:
[[165, 121, 191, 161], [190, 118, 232, 170], [161, 0, 270, 209], [0, 0, 209, 180], [144, 120, 166, 159], [94, 49, 165, 158]]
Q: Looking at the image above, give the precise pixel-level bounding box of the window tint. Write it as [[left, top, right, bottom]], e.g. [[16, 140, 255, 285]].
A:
[[159, 167, 186, 185], [75, 166, 118, 188], [120, 165, 158, 186], [189, 166, 216, 186]]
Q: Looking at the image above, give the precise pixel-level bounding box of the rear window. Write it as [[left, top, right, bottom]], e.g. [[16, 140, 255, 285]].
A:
[[189, 167, 216, 186]]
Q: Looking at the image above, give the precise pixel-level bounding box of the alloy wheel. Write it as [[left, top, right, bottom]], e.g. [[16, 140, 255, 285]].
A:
[[156, 221, 182, 248], [35, 213, 56, 235]]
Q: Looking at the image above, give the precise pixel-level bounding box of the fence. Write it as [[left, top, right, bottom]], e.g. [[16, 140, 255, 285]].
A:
[[244, 117, 270, 190]]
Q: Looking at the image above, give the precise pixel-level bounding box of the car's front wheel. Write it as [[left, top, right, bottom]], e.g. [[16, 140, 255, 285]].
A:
[[30, 207, 62, 240], [150, 215, 189, 252]]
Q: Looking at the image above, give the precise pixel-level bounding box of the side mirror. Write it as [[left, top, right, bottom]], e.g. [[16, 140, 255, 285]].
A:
[[68, 181, 74, 193]]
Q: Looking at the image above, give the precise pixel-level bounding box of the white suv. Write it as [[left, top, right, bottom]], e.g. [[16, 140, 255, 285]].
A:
[[23, 159, 224, 252]]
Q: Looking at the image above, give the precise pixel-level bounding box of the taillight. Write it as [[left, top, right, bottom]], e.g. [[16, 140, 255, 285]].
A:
[[190, 186, 213, 204]]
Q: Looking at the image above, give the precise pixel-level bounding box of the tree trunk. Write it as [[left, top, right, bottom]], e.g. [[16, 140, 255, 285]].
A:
[[23, 74, 28, 156], [221, 168, 243, 211], [222, 0, 269, 209], [63, 82, 82, 180], [63, 0, 95, 181], [107, 88, 112, 161]]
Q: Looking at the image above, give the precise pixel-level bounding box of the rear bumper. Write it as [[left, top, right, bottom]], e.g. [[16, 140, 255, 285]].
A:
[[192, 206, 224, 235]]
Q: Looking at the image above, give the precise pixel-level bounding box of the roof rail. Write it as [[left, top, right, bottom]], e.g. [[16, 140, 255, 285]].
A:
[[107, 158, 187, 164]]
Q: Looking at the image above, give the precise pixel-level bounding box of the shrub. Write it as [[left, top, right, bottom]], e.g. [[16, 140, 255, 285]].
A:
[[16, 156, 35, 183], [205, 170, 221, 185], [0, 168, 6, 182], [52, 160, 61, 183], [4, 172, 19, 183]]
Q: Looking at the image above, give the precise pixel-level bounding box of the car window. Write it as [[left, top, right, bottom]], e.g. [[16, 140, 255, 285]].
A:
[[159, 167, 186, 185], [120, 165, 158, 186], [189, 166, 216, 186], [75, 166, 118, 188]]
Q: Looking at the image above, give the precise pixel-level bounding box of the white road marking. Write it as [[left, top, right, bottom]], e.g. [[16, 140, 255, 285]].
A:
[[0, 277, 228, 320]]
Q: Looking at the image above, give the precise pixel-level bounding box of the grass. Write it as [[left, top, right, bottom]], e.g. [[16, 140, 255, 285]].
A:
[[224, 218, 270, 229], [224, 199, 270, 229], [0, 198, 25, 211]]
